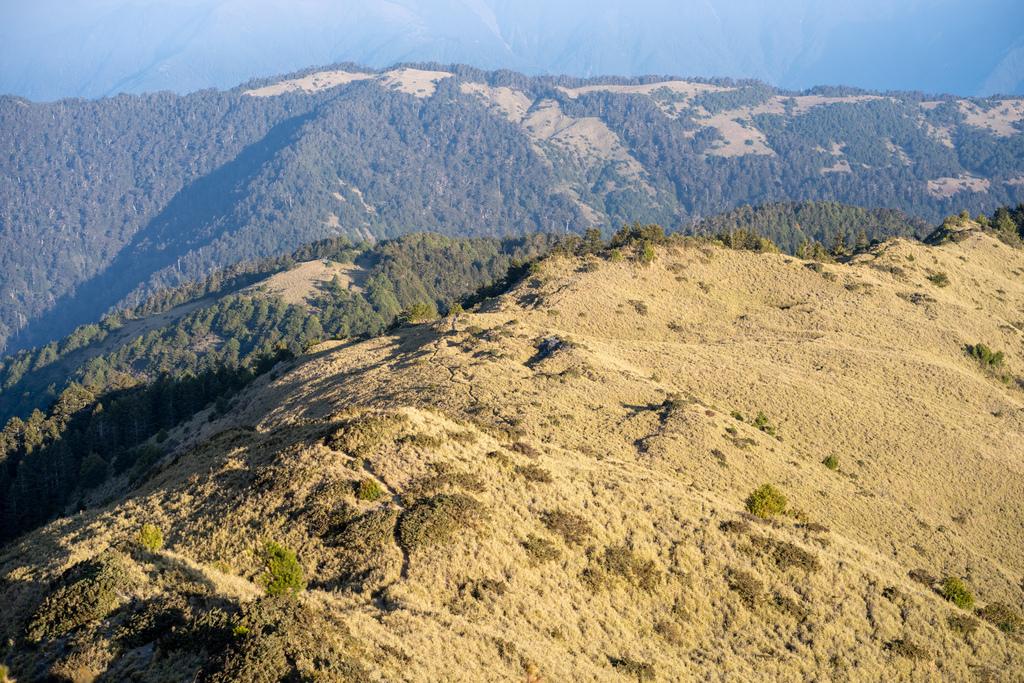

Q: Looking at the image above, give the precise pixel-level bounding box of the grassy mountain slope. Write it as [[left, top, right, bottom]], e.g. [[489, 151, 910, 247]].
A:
[[3, 227, 1023, 681], [4, 62, 1024, 355]]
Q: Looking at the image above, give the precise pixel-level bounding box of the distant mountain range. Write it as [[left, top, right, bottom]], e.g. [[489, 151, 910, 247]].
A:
[[2, 0, 1022, 101], [2, 63, 1024, 355]]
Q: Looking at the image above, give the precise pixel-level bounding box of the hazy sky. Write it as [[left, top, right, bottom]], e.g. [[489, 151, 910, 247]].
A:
[[1, 0, 1021, 100]]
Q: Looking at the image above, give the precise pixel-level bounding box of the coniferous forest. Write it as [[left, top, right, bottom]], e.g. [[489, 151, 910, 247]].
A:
[[2, 63, 1024, 355]]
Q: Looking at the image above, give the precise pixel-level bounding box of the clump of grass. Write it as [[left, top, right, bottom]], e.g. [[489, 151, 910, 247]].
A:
[[398, 494, 487, 551], [611, 656, 656, 682], [731, 410, 744, 421], [745, 484, 787, 518], [947, 613, 981, 637], [522, 534, 562, 563], [587, 544, 661, 592], [728, 568, 763, 608], [822, 454, 839, 471], [257, 540, 306, 597], [940, 576, 974, 610], [750, 535, 821, 572], [515, 463, 552, 483], [510, 441, 541, 458], [356, 479, 384, 502], [136, 523, 164, 552], [886, 639, 931, 661], [542, 509, 593, 546], [927, 272, 949, 287], [976, 602, 1024, 634], [909, 568, 936, 586]]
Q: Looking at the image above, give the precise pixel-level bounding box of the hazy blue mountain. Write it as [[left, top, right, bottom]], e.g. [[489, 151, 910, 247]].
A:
[[2, 0, 1021, 102]]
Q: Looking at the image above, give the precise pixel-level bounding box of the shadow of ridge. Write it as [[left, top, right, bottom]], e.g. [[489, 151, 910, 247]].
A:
[[16, 108, 321, 353]]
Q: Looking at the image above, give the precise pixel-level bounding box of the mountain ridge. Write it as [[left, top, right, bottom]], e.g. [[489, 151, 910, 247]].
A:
[[2, 225, 1023, 680]]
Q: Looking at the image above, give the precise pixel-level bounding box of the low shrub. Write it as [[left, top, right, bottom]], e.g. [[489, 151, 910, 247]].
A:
[[515, 463, 552, 483], [947, 613, 981, 637], [886, 639, 931, 661], [136, 523, 164, 552], [356, 479, 384, 502], [970, 342, 1005, 368], [611, 656, 656, 682], [753, 411, 776, 436], [745, 484, 787, 518], [976, 602, 1024, 634], [542, 509, 593, 545], [398, 493, 487, 551], [822, 454, 839, 471], [940, 576, 974, 610], [257, 540, 306, 597], [927, 272, 949, 287], [27, 551, 139, 642], [522, 534, 561, 563], [909, 568, 936, 586], [728, 568, 763, 607]]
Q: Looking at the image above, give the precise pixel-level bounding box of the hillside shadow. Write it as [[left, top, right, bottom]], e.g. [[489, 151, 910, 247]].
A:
[[17, 109, 320, 352]]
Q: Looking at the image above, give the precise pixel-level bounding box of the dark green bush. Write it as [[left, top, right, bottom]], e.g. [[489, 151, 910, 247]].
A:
[[398, 493, 487, 551], [207, 596, 370, 682], [79, 453, 108, 489], [753, 411, 776, 436], [257, 540, 306, 597], [822, 454, 839, 471], [356, 479, 384, 502], [27, 551, 138, 642], [970, 343, 1005, 369], [745, 484, 787, 518], [335, 508, 400, 555], [940, 576, 974, 610], [927, 272, 949, 287]]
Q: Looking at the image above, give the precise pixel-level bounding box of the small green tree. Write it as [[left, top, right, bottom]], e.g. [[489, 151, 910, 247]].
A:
[[746, 484, 787, 518], [257, 540, 306, 597], [940, 576, 974, 610], [446, 302, 464, 317], [641, 242, 656, 266]]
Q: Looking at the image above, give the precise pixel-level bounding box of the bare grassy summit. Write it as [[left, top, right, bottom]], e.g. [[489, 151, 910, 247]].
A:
[[3, 230, 1024, 681]]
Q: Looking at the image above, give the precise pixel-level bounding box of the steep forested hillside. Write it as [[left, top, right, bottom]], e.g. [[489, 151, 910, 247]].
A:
[[0, 231, 559, 545], [3, 63, 1024, 354]]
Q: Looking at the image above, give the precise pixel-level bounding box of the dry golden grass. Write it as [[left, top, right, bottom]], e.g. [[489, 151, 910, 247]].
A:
[[240, 259, 367, 307], [4, 230, 1024, 680]]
